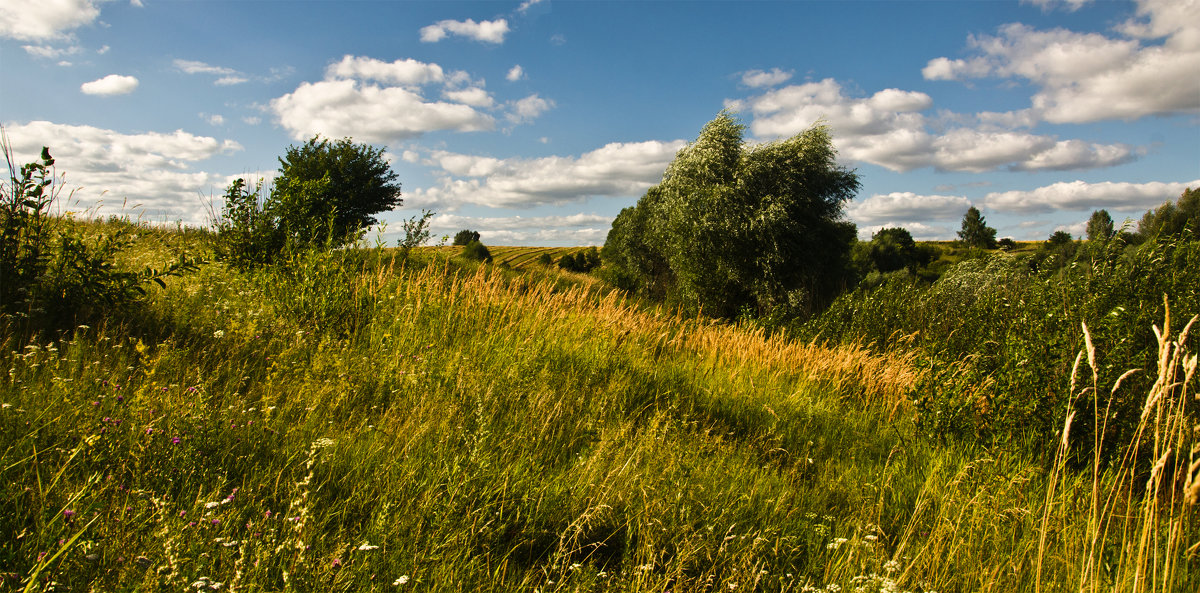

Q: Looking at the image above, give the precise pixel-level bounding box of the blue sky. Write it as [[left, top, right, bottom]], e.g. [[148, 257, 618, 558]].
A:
[[2, 0, 1197, 246]]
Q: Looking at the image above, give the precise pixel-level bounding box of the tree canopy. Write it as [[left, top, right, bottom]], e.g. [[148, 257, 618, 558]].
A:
[[1086, 209, 1115, 242], [453, 229, 481, 246], [604, 111, 859, 318], [957, 206, 997, 250], [273, 136, 402, 246], [1139, 187, 1199, 240]]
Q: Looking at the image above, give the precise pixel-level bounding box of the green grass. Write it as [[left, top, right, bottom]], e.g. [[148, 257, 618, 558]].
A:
[[1, 222, 1196, 592]]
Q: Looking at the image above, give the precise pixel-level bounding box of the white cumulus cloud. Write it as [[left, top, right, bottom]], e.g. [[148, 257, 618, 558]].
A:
[[272, 80, 494, 143], [407, 139, 687, 210], [80, 74, 139, 96], [737, 77, 1137, 173], [506, 65, 526, 81], [506, 94, 555, 124], [420, 18, 509, 44], [848, 192, 972, 225], [326, 55, 445, 86], [923, 0, 1200, 123], [3, 120, 242, 224], [984, 179, 1200, 214], [271, 56, 504, 142], [0, 0, 101, 40]]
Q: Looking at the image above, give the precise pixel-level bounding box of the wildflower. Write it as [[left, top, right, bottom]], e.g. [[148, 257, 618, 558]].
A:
[[883, 560, 900, 574], [826, 585, 841, 593], [826, 537, 847, 550], [205, 502, 220, 509], [213, 330, 225, 339], [331, 558, 342, 568], [393, 576, 409, 585], [172, 437, 181, 444], [62, 510, 76, 520], [357, 542, 379, 551]]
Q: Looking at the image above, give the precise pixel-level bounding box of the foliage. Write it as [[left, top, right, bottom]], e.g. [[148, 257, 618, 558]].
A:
[[802, 233, 1200, 465], [536, 252, 553, 266], [1, 141, 198, 332], [453, 229, 481, 246], [2, 225, 1196, 592], [212, 178, 285, 269], [557, 247, 601, 273], [957, 206, 997, 249], [397, 209, 435, 256], [1086, 209, 1114, 242], [605, 111, 860, 318], [272, 135, 402, 247], [213, 136, 405, 268], [1, 143, 57, 313], [461, 239, 492, 262], [1139, 186, 1199, 240]]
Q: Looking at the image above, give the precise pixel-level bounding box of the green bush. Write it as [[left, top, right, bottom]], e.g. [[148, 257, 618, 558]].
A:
[[1, 142, 197, 332], [453, 229, 481, 246], [461, 240, 492, 262], [213, 136, 404, 268], [801, 236, 1200, 462]]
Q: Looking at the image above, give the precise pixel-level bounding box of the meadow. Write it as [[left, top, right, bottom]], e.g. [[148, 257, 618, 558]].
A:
[[1, 220, 1196, 592]]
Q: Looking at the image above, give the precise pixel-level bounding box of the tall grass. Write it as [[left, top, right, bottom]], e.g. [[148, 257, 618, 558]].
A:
[[1, 223, 1196, 591]]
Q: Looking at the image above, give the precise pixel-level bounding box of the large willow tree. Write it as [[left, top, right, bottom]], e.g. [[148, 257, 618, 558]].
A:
[[604, 111, 860, 319]]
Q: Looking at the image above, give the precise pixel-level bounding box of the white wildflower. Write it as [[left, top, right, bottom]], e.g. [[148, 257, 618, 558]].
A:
[[826, 537, 848, 550], [357, 541, 379, 551], [213, 330, 225, 339], [393, 575, 409, 585]]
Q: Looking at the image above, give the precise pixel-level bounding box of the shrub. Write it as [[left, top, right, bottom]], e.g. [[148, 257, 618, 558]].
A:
[[536, 253, 553, 266], [1, 140, 198, 331], [397, 210, 434, 257], [213, 137, 404, 267], [453, 229, 481, 246], [212, 178, 284, 269], [801, 237, 1200, 463], [273, 136, 402, 247], [461, 240, 491, 262]]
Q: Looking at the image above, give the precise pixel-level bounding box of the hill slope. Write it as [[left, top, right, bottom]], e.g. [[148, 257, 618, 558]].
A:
[[0, 225, 1195, 592]]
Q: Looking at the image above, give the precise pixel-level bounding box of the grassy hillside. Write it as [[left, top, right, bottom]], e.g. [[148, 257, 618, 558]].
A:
[[416, 245, 594, 271], [1, 222, 1197, 592]]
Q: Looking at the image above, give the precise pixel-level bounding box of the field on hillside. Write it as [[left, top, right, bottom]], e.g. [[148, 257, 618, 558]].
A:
[[418, 245, 595, 270], [1, 222, 1197, 592]]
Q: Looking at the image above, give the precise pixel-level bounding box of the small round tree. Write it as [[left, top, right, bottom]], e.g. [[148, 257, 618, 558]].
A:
[[272, 136, 402, 246], [453, 229, 481, 246]]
